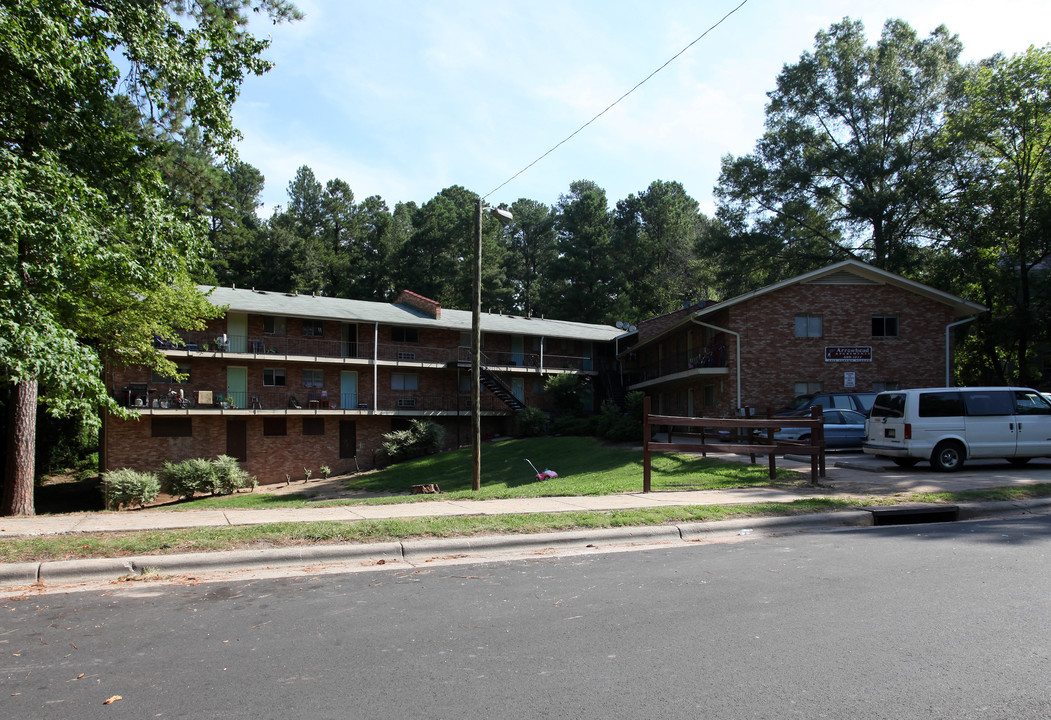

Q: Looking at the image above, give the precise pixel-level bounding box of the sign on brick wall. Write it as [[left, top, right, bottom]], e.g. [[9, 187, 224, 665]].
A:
[[825, 346, 872, 362]]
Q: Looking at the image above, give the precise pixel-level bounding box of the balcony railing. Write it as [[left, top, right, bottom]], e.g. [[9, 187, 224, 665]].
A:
[[624, 345, 727, 385], [454, 347, 598, 372], [159, 332, 372, 360], [116, 385, 512, 413], [158, 331, 601, 372]]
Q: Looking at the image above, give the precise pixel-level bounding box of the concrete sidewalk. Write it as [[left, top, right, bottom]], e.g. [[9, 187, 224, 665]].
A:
[[3, 452, 1051, 589], [3, 452, 1049, 539]]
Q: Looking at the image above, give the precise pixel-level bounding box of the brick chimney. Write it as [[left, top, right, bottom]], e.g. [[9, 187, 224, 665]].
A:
[[395, 290, 441, 319]]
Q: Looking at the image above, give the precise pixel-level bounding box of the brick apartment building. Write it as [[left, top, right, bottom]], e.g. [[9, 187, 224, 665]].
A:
[[619, 260, 986, 417], [103, 260, 985, 484], [103, 289, 623, 484]]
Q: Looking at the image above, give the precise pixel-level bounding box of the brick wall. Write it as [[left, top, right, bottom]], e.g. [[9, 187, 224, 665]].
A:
[[635, 282, 964, 417]]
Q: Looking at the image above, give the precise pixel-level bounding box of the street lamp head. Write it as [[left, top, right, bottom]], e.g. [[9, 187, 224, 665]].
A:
[[486, 206, 514, 225]]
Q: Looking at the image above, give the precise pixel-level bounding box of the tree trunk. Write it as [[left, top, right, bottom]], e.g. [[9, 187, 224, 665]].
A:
[[3, 379, 37, 516]]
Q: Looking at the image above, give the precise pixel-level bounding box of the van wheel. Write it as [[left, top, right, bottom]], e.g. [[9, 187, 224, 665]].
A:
[[931, 441, 965, 472], [891, 457, 919, 468], [1008, 457, 1031, 466]]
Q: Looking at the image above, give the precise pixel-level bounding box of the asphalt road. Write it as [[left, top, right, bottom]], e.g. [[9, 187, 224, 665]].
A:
[[2, 514, 1050, 719]]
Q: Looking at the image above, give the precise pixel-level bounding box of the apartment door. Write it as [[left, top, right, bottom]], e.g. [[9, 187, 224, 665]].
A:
[[342, 323, 357, 358], [226, 366, 247, 408], [339, 420, 357, 458], [341, 371, 358, 409], [226, 419, 247, 462], [511, 377, 525, 404], [511, 335, 524, 366], [227, 312, 248, 353]]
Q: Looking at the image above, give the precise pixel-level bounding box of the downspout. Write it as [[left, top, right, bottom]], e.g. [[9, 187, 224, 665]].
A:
[[690, 317, 742, 413], [945, 317, 975, 387], [373, 322, 379, 409], [540, 336, 545, 373]]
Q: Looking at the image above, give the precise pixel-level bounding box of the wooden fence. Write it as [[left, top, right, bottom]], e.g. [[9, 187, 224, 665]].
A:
[[642, 396, 827, 491]]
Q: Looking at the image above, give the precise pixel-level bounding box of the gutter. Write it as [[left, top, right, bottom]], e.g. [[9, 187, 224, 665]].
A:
[[945, 317, 976, 386]]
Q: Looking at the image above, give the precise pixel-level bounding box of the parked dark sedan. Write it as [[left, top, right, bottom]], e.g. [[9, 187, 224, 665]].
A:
[[774, 409, 867, 448]]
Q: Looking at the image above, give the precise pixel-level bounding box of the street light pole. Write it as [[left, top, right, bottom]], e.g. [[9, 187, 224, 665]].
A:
[[471, 198, 483, 491], [471, 198, 513, 492]]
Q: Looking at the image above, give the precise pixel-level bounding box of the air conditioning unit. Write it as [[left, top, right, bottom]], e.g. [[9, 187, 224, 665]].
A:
[[396, 397, 417, 408], [397, 351, 416, 361]]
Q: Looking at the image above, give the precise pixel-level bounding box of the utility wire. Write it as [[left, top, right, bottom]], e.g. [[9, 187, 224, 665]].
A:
[[483, 0, 750, 201]]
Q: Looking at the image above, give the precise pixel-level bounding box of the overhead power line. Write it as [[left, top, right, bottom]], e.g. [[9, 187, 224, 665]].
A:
[[482, 0, 751, 201]]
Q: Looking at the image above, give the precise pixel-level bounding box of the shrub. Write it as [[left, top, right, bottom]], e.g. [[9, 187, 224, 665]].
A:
[[211, 455, 257, 494], [382, 420, 445, 463], [159, 457, 215, 500], [101, 468, 160, 510], [602, 391, 645, 443], [550, 414, 594, 436], [517, 407, 549, 437], [544, 373, 587, 416]]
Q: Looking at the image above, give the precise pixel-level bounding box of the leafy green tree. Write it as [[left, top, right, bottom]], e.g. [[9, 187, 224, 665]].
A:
[[611, 180, 706, 319], [715, 18, 963, 272], [503, 198, 557, 317], [940, 46, 1051, 385], [550, 180, 616, 322], [0, 0, 299, 516]]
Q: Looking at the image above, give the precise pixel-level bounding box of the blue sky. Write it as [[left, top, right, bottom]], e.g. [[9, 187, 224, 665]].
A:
[[233, 0, 1051, 217]]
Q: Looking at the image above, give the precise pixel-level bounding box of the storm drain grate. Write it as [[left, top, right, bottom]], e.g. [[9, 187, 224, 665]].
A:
[[870, 506, 960, 526]]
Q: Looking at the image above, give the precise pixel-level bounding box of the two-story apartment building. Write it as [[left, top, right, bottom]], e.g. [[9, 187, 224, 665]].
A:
[[620, 260, 986, 417], [103, 288, 623, 484]]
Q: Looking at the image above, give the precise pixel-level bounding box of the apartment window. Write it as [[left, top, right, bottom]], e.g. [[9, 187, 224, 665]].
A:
[[263, 315, 286, 335], [302, 369, 324, 388], [302, 319, 324, 337], [263, 417, 287, 436], [151, 365, 191, 384], [702, 385, 716, 407], [392, 327, 419, 343], [872, 315, 899, 337], [391, 373, 419, 391], [263, 368, 286, 387], [151, 417, 192, 437], [872, 381, 901, 392], [794, 314, 822, 338], [795, 381, 823, 396], [302, 417, 325, 436]]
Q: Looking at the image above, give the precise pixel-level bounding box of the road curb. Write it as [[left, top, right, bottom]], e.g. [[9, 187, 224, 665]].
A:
[[401, 525, 681, 562], [4, 501, 1051, 589], [677, 510, 874, 541], [955, 497, 1051, 520]]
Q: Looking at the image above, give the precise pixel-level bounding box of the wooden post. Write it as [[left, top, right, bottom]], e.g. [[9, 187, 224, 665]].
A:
[[767, 425, 776, 480], [642, 395, 652, 493]]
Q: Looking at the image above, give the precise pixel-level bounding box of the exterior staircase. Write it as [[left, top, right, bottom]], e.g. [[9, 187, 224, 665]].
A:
[[479, 367, 525, 411]]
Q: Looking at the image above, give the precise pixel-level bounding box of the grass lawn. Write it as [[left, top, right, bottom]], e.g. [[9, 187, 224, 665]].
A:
[[171, 436, 804, 511]]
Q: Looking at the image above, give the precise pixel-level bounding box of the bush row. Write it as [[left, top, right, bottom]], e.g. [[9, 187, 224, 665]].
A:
[[101, 455, 257, 509]]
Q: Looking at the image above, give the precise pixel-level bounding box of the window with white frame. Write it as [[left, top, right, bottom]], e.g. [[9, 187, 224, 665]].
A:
[[872, 315, 899, 337], [263, 368, 286, 387], [302, 369, 324, 388], [152, 365, 191, 384], [391, 373, 419, 391], [795, 381, 822, 396], [794, 314, 823, 338], [262, 315, 286, 335], [302, 319, 324, 337]]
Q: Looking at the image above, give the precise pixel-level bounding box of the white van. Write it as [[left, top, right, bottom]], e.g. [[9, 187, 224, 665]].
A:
[[863, 387, 1051, 471]]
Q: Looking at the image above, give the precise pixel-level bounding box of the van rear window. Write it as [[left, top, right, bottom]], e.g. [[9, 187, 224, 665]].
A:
[[919, 392, 963, 417], [870, 393, 906, 418]]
